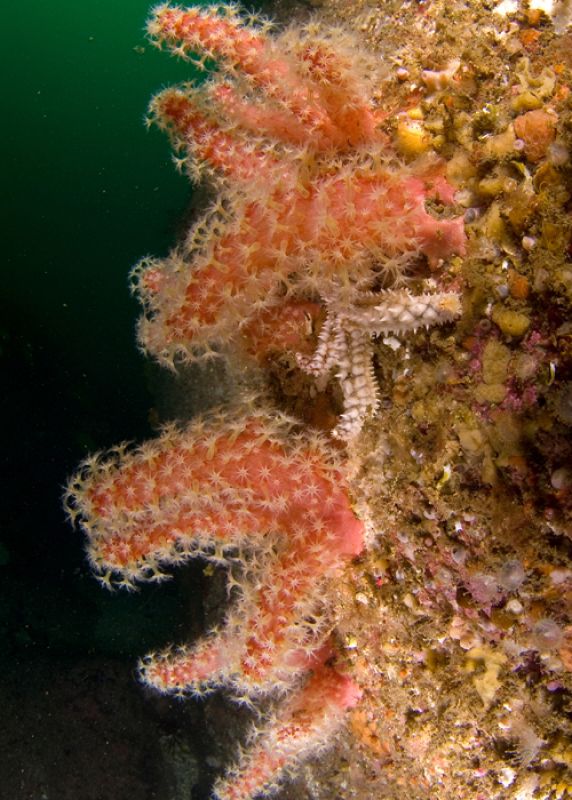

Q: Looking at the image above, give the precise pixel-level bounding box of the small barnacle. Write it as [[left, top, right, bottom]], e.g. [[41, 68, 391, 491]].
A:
[[551, 467, 572, 491], [506, 598, 524, 614], [498, 766, 516, 787], [355, 591, 370, 606], [473, 103, 503, 137]]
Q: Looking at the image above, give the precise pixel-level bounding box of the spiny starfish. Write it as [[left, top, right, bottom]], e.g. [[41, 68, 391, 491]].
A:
[[298, 289, 462, 439]]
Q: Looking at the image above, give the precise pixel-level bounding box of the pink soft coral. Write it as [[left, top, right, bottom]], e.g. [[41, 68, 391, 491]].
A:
[[65, 405, 364, 797], [132, 3, 465, 370]]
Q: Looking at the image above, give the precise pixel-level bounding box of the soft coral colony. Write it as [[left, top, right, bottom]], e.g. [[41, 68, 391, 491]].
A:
[[133, 1, 465, 439], [66, 3, 466, 799], [66, 405, 364, 800]]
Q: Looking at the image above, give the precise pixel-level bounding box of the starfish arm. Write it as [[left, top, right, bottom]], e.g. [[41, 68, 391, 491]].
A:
[[296, 311, 337, 376], [334, 328, 381, 440], [342, 290, 462, 335], [297, 291, 461, 440]]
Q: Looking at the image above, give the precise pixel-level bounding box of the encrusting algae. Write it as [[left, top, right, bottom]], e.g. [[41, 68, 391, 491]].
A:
[[66, 1, 572, 798]]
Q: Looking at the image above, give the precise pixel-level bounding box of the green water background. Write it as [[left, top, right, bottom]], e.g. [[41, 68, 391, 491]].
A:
[[5, 0, 202, 450]]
